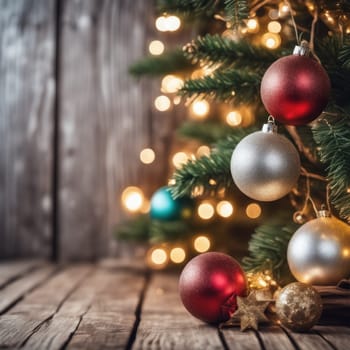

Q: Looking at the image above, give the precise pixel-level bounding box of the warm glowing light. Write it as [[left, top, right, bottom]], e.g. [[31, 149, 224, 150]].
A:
[[191, 100, 210, 118], [246, 203, 262, 219], [140, 148, 155, 164], [196, 145, 210, 157], [198, 202, 215, 220], [268, 9, 279, 20], [166, 15, 181, 31], [154, 95, 171, 111], [155, 16, 168, 31], [173, 96, 181, 105], [343, 248, 350, 257], [170, 247, 186, 263], [140, 199, 151, 214], [151, 248, 168, 265], [149, 40, 165, 55], [216, 201, 234, 218], [172, 152, 189, 168], [121, 186, 144, 212], [226, 111, 242, 126], [246, 18, 259, 32], [279, 3, 290, 15], [268, 21, 282, 33], [155, 15, 181, 32], [262, 33, 281, 49], [194, 235, 211, 252], [161, 75, 183, 93]]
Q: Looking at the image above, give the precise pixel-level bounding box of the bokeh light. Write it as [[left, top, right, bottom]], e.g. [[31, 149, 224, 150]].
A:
[[196, 145, 210, 157], [246, 203, 262, 219], [154, 95, 171, 111], [121, 186, 144, 212], [216, 200, 234, 218], [149, 40, 165, 55], [226, 111, 242, 126], [268, 21, 282, 33], [161, 75, 183, 93], [190, 100, 210, 118], [197, 202, 215, 220], [172, 152, 189, 168], [262, 32, 281, 49], [140, 148, 155, 164], [170, 247, 186, 263], [246, 18, 259, 33], [148, 247, 168, 268], [194, 236, 211, 253]]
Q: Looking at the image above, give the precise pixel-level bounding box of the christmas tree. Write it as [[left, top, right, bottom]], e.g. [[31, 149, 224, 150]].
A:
[[117, 0, 350, 285]]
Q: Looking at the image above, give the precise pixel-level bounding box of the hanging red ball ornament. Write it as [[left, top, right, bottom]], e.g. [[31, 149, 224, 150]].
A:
[[179, 252, 247, 324], [261, 41, 331, 125]]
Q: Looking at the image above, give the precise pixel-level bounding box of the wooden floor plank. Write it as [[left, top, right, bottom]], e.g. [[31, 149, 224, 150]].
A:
[[133, 273, 224, 350], [283, 327, 335, 350], [66, 270, 145, 350], [258, 326, 296, 350], [0, 260, 44, 288], [314, 326, 350, 350], [22, 268, 114, 350], [0, 265, 57, 314], [0, 265, 92, 348], [221, 328, 262, 350]]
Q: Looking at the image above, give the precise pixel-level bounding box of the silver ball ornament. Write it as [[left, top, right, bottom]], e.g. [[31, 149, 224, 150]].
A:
[[230, 121, 300, 201], [287, 211, 350, 285], [275, 282, 322, 332]]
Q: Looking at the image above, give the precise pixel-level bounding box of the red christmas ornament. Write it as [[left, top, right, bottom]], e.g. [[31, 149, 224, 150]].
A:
[[261, 42, 331, 125], [179, 252, 247, 324]]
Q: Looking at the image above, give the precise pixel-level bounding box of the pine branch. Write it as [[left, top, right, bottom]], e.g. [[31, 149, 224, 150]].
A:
[[156, 0, 217, 17], [177, 120, 236, 144], [185, 34, 284, 68], [115, 214, 150, 241], [224, 0, 249, 28], [242, 220, 299, 285], [312, 113, 350, 222], [129, 49, 194, 77], [180, 68, 262, 104], [171, 128, 256, 198], [149, 219, 191, 243]]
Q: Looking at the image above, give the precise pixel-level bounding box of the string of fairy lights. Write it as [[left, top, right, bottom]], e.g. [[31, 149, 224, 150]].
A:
[[120, 2, 304, 269]]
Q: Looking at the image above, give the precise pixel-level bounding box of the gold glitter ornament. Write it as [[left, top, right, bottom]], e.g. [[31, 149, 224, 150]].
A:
[[275, 282, 323, 332]]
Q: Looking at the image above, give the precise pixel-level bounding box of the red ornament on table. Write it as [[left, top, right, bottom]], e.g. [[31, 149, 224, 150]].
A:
[[179, 252, 247, 324], [260, 41, 331, 125]]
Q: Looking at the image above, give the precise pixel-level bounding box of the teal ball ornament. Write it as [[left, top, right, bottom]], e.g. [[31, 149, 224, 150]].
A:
[[150, 187, 192, 220]]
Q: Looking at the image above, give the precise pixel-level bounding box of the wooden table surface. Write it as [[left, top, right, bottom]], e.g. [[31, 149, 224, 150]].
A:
[[0, 260, 349, 350]]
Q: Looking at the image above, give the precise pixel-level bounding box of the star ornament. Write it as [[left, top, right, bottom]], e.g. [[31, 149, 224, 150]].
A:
[[229, 291, 270, 331]]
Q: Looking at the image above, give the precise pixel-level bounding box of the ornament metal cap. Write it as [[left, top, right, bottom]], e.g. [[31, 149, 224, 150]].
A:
[[293, 40, 310, 56], [317, 206, 331, 218], [262, 116, 278, 133]]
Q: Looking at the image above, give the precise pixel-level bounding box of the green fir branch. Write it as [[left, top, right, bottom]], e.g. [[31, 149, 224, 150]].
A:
[[171, 128, 255, 198], [116, 214, 150, 241], [312, 113, 350, 222], [242, 220, 299, 285], [149, 219, 191, 243], [129, 50, 193, 77], [180, 68, 262, 104], [177, 120, 236, 144], [185, 34, 284, 68], [156, 0, 216, 17], [224, 0, 249, 27]]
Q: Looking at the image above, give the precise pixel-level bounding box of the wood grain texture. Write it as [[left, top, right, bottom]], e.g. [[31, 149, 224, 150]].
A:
[[133, 273, 224, 350], [66, 270, 145, 349], [313, 326, 350, 350], [0, 265, 91, 347], [0, 0, 56, 258], [0, 264, 56, 314], [221, 328, 262, 350], [22, 267, 112, 350], [57, 0, 163, 260], [0, 259, 43, 288]]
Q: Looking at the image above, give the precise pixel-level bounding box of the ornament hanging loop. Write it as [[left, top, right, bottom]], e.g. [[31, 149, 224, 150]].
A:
[[293, 40, 310, 56], [317, 204, 331, 218], [262, 116, 277, 133]]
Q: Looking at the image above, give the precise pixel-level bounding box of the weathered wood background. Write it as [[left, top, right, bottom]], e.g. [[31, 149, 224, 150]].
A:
[[0, 0, 187, 260]]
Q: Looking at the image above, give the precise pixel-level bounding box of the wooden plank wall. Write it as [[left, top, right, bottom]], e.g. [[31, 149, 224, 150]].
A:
[[0, 0, 187, 260]]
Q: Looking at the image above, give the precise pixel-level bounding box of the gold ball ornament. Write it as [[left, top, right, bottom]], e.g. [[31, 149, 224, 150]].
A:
[[276, 282, 322, 332], [287, 210, 350, 285]]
